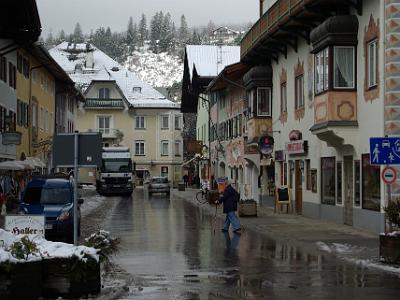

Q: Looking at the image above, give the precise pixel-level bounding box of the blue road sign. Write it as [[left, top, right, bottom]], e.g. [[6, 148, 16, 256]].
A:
[[369, 137, 400, 165]]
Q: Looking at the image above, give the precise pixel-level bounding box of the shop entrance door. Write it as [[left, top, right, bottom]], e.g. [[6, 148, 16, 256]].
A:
[[344, 156, 353, 226], [295, 160, 303, 214]]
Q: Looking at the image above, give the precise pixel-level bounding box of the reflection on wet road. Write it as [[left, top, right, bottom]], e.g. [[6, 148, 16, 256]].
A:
[[103, 188, 400, 299]]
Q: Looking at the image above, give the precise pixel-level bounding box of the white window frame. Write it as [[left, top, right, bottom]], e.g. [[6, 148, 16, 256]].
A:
[[98, 87, 110, 99], [368, 40, 378, 88], [32, 103, 37, 128], [175, 140, 181, 156], [50, 112, 54, 133], [97, 115, 112, 134], [333, 46, 355, 89], [295, 75, 304, 109], [161, 115, 169, 129], [315, 48, 329, 94], [280, 82, 287, 113], [175, 115, 181, 130], [135, 140, 145, 156], [256, 87, 272, 117], [135, 116, 146, 129], [161, 140, 169, 156]]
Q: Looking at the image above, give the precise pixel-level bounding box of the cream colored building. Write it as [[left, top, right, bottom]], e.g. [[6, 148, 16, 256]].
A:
[[50, 42, 183, 185]]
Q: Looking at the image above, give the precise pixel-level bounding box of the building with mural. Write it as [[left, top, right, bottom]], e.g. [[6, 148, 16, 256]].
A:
[[240, 0, 393, 233]]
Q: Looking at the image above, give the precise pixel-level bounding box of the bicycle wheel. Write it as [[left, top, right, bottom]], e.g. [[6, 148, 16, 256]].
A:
[[196, 191, 208, 204]]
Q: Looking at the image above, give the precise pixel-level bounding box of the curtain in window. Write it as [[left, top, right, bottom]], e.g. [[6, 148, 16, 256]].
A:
[[334, 47, 354, 88]]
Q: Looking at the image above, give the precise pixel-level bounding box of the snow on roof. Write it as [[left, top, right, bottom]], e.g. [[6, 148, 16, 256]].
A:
[[185, 45, 240, 81], [49, 42, 178, 109]]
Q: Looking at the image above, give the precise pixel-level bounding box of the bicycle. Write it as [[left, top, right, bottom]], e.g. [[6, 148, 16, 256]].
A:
[[195, 188, 209, 204]]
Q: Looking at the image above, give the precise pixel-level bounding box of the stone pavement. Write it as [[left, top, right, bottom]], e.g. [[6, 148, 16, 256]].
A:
[[171, 187, 380, 261]]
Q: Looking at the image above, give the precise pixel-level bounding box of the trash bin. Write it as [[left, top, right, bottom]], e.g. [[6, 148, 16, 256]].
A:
[[178, 182, 185, 191]]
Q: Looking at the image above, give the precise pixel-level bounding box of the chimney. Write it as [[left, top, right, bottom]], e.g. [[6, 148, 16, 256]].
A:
[[85, 51, 94, 69]]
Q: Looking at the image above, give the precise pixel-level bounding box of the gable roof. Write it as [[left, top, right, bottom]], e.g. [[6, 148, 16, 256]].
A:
[[185, 45, 240, 82], [49, 42, 178, 109]]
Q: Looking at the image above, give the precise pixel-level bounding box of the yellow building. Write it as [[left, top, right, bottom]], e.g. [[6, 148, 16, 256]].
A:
[[16, 44, 78, 168]]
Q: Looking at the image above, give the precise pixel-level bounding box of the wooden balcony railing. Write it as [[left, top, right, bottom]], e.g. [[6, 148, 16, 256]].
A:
[[84, 98, 124, 109], [241, 0, 308, 59]]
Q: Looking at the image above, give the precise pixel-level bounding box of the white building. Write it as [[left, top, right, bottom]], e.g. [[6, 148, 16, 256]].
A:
[[50, 42, 183, 184]]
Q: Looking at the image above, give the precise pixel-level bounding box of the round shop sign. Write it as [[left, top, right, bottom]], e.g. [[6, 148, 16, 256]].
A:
[[382, 166, 397, 185]]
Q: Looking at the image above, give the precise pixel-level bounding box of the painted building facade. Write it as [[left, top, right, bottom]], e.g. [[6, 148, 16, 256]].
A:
[[241, 0, 393, 233]]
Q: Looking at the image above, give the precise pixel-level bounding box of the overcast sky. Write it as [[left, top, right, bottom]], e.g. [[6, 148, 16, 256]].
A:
[[37, 0, 258, 37]]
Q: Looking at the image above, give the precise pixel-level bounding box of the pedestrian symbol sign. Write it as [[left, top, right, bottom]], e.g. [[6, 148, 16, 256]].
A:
[[369, 137, 400, 165]]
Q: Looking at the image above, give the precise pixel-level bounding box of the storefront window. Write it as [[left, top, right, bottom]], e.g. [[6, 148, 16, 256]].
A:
[[362, 154, 380, 211], [321, 157, 335, 205]]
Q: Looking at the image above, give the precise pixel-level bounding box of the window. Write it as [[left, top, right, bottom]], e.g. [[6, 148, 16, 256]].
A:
[[135, 116, 145, 129], [22, 57, 30, 78], [337, 161, 342, 204], [17, 53, 22, 73], [280, 83, 287, 113], [295, 75, 304, 109], [0, 106, 6, 132], [97, 116, 111, 134], [8, 62, 16, 89], [17, 100, 29, 127], [362, 154, 380, 211], [98, 88, 110, 99], [315, 48, 329, 93], [135, 141, 145, 155], [321, 157, 335, 205], [7, 110, 16, 131], [334, 47, 355, 88], [161, 141, 169, 156], [306, 159, 311, 190], [32, 103, 37, 128], [368, 40, 377, 88], [45, 110, 49, 132], [161, 115, 169, 129], [257, 87, 271, 116], [354, 160, 361, 206], [175, 140, 181, 156], [0, 56, 7, 82], [50, 113, 54, 133], [40, 107, 44, 130], [175, 115, 181, 130]]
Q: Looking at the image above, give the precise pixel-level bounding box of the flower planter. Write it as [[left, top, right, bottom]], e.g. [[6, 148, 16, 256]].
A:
[[0, 260, 43, 300], [379, 234, 400, 264], [42, 256, 101, 299]]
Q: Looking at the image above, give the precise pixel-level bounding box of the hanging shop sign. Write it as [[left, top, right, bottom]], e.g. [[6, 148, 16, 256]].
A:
[[258, 135, 274, 156], [275, 150, 285, 162], [285, 140, 308, 155], [1, 131, 22, 145], [289, 130, 302, 141]]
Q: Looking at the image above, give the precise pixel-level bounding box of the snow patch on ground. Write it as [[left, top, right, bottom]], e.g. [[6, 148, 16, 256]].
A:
[[125, 50, 183, 88], [81, 193, 107, 218], [317, 241, 400, 276], [0, 229, 98, 263]]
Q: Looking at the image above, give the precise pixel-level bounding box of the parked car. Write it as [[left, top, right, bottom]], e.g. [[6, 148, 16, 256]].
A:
[[19, 175, 83, 243], [148, 176, 170, 196]]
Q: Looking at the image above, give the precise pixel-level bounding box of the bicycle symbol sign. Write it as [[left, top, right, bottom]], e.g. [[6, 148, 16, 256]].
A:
[[369, 137, 400, 165]]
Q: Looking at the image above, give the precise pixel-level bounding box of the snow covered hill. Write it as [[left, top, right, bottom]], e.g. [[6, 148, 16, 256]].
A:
[[125, 49, 183, 88]]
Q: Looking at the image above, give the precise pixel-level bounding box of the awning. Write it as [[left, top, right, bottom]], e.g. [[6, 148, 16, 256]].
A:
[[0, 160, 25, 170]]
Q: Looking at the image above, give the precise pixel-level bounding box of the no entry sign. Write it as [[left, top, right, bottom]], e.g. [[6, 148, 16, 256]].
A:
[[382, 166, 397, 185]]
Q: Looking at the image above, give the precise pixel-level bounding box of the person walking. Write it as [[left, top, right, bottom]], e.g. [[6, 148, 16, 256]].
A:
[[183, 174, 189, 188], [217, 179, 241, 234]]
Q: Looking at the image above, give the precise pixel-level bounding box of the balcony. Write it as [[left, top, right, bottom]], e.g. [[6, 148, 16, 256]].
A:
[[310, 92, 358, 147], [241, 0, 362, 64], [90, 128, 122, 139], [84, 98, 124, 109]]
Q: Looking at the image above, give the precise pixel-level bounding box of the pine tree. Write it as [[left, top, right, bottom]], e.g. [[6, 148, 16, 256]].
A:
[[159, 12, 172, 52], [189, 30, 201, 45], [150, 11, 164, 53], [58, 29, 66, 42], [179, 15, 189, 45], [127, 17, 135, 44], [138, 13, 148, 47], [73, 22, 84, 43], [45, 30, 54, 48]]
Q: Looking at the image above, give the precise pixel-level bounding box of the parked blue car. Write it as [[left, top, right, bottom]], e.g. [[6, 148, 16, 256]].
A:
[[19, 176, 83, 243]]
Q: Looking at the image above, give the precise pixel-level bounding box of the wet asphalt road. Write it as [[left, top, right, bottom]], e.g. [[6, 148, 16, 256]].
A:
[[101, 188, 400, 300]]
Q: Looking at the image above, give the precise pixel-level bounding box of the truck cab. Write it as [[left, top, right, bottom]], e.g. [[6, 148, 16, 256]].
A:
[[96, 147, 135, 196]]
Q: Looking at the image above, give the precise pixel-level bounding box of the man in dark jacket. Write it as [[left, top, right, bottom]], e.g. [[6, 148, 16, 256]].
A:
[[217, 179, 241, 234]]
